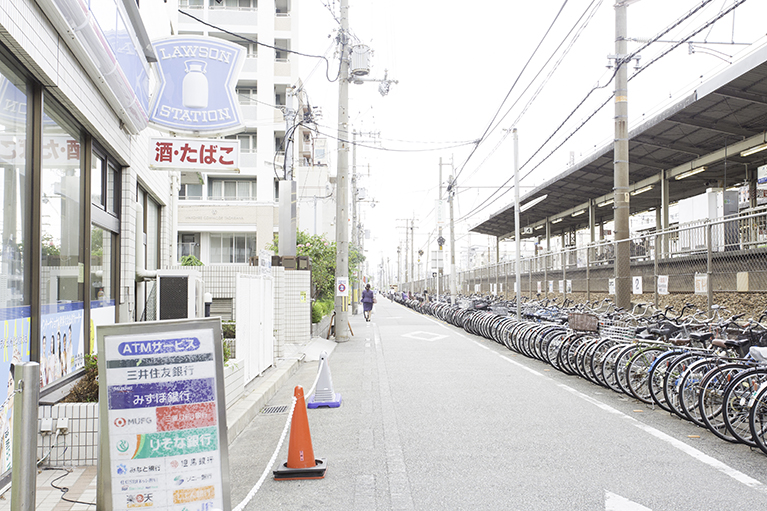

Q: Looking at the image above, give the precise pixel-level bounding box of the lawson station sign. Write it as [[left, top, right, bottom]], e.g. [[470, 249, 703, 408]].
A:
[[149, 36, 245, 134]]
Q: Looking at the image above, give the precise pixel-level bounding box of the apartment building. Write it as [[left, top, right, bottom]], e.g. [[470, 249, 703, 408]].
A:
[[176, 0, 331, 264]]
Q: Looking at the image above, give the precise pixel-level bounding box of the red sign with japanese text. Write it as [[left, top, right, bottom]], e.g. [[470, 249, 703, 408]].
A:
[[149, 137, 240, 172]]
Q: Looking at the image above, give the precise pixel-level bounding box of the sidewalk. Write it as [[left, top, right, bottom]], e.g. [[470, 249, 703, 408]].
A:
[[0, 332, 339, 510]]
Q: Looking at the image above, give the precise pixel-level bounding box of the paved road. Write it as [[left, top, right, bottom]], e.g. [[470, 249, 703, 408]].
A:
[[228, 298, 767, 510]]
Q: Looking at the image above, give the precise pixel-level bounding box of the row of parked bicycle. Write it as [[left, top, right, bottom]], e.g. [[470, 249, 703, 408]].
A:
[[390, 293, 767, 455]]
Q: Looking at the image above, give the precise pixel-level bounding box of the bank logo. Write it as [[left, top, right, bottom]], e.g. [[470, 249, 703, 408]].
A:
[[115, 417, 127, 427], [117, 464, 127, 475], [117, 440, 131, 453]]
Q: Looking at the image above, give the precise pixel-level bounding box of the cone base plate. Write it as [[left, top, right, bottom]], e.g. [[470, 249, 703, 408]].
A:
[[273, 458, 327, 480], [307, 393, 342, 408]]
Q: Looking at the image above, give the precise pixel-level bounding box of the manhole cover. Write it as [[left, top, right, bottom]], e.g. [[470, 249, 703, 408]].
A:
[[261, 405, 289, 415]]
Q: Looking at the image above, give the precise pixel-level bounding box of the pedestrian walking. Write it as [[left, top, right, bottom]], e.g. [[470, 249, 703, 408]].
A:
[[361, 284, 375, 322]]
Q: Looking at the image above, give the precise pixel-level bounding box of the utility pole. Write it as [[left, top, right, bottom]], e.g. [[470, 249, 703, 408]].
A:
[[351, 129, 359, 315], [614, 1, 633, 310], [437, 158, 447, 299], [513, 129, 521, 320], [334, 0, 351, 340], [448, 169, 457, 305], [410, 218, 415, 292], [278, 86, 297, 256]]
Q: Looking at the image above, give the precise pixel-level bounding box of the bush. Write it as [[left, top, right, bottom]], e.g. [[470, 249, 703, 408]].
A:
[[311, 299, 333, 323], [222, 321, 236, 339], [62, 354, 99, 403], [180, 255, 204, 266]]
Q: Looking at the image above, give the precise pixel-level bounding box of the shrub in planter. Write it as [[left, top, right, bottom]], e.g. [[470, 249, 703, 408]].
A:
[[62, 354, 99, 403]]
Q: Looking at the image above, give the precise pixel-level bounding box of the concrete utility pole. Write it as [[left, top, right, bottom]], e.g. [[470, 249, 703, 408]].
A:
[[513, 129, 521, 320], [351, 129, 359, 315], [614, 0, 632, 310], [449, 169, 457, 305], [334, 0, 351, 340], [410, 218, 415, 291], [438, 158, 444, 298], [279, 86, 297, 256]]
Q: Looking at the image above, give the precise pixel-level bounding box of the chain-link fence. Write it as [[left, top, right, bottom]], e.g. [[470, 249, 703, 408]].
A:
[[404, 206, 767, 318]]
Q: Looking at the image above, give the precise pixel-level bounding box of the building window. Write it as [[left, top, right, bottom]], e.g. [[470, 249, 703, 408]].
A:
[[274, 84, 287, 106], [228, 132, 257, 153], [274, 178, 280, 201], [180, 183, 203, 200], [236, 41, 258, 58], [276, 0, 290, 14], [92, 148, 120, 215], [236, 87, 257, 105], [0, 67, 28, 315], [209, 0, 257, 8], [275, 39, 290, 61], [180, 0, 204, 8], [178, 233, 200, 260], [210, 233, 256, 264], [209, 178, 256, 201], [41, 101, 84, 384]]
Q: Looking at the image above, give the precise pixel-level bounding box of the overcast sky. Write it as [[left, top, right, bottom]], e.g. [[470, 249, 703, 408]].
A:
[[297, 0, 767, 282]]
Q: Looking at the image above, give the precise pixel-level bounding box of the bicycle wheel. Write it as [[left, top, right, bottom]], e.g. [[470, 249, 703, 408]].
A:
[[591, 339, 620, 387], [749, 383, 767, 455], [679, 357, 718, 427], [663, 352, 706, 420], [602, 343, 627, 393], [626, 346, 667, 404], [698, 362, 750, 443], [722, 368, 767, 446], [648, 350, 682, 413], [614, 345, 640, 397]]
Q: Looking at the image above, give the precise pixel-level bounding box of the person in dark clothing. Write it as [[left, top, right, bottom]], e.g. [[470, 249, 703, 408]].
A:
[[361, 283, 375, 321]]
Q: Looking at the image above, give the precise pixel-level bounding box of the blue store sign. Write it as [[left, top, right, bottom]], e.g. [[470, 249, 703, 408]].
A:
[[150, 36, 245, 133]]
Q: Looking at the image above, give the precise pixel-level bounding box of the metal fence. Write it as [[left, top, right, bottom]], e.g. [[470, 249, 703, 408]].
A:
[[404, 205, 767, 317]]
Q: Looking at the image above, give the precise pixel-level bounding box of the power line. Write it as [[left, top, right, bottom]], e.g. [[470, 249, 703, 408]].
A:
[[454, 0, 737, 225], [449, 0, 572, 187], [178, 9, 341, 83]]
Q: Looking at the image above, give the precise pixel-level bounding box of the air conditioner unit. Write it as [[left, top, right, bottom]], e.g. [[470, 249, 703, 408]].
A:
[[155, 270, 204, 320]]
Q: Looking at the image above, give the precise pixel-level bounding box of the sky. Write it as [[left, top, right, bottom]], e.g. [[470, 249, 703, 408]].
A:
[[296, 0, 767, 284]]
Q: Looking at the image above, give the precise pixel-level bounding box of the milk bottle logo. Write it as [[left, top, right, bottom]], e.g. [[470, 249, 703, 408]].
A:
[[183, 60, 208, 109], [149, 36, 245, 133]]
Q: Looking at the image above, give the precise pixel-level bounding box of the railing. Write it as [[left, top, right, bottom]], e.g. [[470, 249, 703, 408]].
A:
[[178, 242, 200, 260], [400, 206, 767, 317]]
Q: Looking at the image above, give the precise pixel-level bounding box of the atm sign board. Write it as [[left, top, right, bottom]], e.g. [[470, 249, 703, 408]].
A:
[[97, 318, 230, 511]]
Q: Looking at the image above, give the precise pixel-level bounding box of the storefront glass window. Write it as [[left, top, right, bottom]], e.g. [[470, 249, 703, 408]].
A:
[[0, 65, 30, 475], [41, 104, 84, 388]]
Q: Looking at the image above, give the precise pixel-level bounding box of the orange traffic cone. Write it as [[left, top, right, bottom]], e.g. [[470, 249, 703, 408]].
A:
[[273, 386, 327, 480]]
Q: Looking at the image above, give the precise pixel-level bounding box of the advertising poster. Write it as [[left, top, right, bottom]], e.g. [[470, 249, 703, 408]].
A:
[[99, 320, 229, 511], [41, 309, 84, 389], [0, 313, 30, 474]]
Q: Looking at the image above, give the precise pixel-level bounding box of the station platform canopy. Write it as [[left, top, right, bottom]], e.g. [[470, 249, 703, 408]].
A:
[[471, 41, 767, 240]]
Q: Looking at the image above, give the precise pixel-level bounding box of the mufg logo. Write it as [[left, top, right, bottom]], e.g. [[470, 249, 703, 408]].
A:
[[149, 36, 245, 134]]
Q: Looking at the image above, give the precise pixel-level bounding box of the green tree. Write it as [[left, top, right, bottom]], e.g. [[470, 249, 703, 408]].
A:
[[270, 230, 365, 301]]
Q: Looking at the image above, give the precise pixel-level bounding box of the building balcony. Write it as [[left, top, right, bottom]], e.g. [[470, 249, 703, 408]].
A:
[[275, 14, 291, 32], [208, 7, 258, 29], [242, 57, 258, 74], [274, 60, 291, 77]]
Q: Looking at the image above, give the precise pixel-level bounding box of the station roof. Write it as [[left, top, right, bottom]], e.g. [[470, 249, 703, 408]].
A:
[[471, 42, 767, 240]]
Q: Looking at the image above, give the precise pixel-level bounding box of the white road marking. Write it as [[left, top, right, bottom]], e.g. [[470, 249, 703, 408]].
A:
[[559, 383, 766, 492], [401, 331, 448, 342], [605, 491, 652, 511], [498, 355, 544, 377]]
